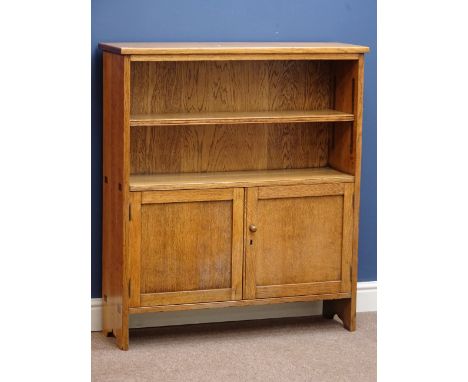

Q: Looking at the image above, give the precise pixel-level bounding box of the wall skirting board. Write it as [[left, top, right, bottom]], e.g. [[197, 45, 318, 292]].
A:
[[91, 281, 376, 332]]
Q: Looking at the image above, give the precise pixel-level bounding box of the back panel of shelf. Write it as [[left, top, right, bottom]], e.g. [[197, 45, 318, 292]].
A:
[[129, 59, 358, 178], [131, 60, 334, 114], [130, 122, 334, 174]]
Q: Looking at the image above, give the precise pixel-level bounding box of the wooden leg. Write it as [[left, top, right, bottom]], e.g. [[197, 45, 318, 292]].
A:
[[102, 302, 129, 350], [115, 325, 129, 351], [322, 298, 356, 331]]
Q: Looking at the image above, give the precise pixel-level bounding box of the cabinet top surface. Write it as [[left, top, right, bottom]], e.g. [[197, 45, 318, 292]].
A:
[[99, 42, 369, 55]]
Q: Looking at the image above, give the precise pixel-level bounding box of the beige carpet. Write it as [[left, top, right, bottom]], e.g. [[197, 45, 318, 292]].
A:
[[92, 312, 376, 382]]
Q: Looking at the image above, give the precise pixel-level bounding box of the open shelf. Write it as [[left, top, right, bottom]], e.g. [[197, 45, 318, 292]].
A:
[[130, 109, 354, 127], [129, 167, 354, 191]]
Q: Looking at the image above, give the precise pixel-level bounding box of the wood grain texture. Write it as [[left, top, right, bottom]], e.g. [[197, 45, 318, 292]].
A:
[[257, 183, 344, 199], [340, 183, 354, 293], [323, 298, 354, 330], [140, 200, 232, 293], [137, 188, 244, 305], [349, 55, 365, 328], [127, 192, 141, 308], [130, 110, 354, 126], [131, 61, 333, 115], [256, 281, 342, 299], [101, 42, 368, 346], [244, 187, 258, 300], [328, 61, 358, 174], [129, 292, 352, 314], [323, 56, 365, 331], [329, 122, 354, 174], [245, 183, 354, 300], [255, 192, 344, 285], [141, 188, 234, 204], [129, 53, 361, 62], [130, 123, 330, 174], [130, 168, 354, 191], [99, 42, 369, 55], [101, 52, 130, 350], [140, 289, 233, 306], [231, 188, 244, 300]]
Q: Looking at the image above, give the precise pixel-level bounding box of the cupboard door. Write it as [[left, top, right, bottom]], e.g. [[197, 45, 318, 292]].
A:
[[128, 188, 244, 307], [244, 183, 354, 299]]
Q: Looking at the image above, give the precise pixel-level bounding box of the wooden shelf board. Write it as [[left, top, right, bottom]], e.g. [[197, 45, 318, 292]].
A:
[[99, 42, 369, 55], [129, 167, 354, 191], [130, 110, 354, 127]]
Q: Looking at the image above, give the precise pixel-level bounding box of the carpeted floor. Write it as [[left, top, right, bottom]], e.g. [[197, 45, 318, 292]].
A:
[[92, 312, 376, 382]]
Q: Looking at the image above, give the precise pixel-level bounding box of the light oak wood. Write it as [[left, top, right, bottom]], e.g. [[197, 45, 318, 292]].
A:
[[99, 42, 370, 55], [141, 200, 231, 292], [100, 41, 368, 348], [129, 168, 354, 191], [323, 298, 354, 329], [328, 60, 359, 174], [244, 188, 258, 299], [131, 61, 333, 115], [341, 183, 355, 293], [141, 188, 234, 203], [245, 183, 354, 300], [130, 123, 331, 174], [140, 289, 233, 306], [257, 183, 345, 199], [127, 192, 141, 308], [256, 282, 342, 298], [130, 292, 352, 313], [130, 188, 244, 306], [323, 56, 365, 331], [129, 53, 362, 62], [328, 122, 354, 174], [101, 52, 131, 350], [231, 188, 245, 300], [130, 110, 354, 126]]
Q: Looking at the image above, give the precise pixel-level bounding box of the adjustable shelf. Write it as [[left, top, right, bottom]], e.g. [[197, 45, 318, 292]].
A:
[[129, 167, 354, 191], [130, 110, 354, 127]]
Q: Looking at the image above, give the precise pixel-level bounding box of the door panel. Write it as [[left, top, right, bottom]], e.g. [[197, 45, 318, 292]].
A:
[[141, 200, 232, 293], [245, 183, 354, 299], [128, 188, 244, 307], [255, 195, 344, 286]]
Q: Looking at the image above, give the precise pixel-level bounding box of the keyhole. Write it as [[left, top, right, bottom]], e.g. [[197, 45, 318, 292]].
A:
[[250, 239, 253, 245]]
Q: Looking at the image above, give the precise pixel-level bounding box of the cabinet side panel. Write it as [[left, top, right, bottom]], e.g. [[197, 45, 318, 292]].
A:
[[323, 55, 365, 331], [328, 60, 358, 174], [102, 52, 130, 349], [351, 55, 365, 309]]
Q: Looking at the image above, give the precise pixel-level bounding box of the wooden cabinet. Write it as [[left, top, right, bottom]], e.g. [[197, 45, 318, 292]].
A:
[[128, 189, 244, 307], [100, 42, 369, 349], [245, 183, 354, 300]]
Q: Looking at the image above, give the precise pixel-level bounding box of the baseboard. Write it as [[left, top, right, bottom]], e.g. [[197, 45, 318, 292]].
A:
[[91, 281, 376, 331]]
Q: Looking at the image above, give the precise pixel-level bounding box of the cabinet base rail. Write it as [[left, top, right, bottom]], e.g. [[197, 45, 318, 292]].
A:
[[128, 292, 352, 314]]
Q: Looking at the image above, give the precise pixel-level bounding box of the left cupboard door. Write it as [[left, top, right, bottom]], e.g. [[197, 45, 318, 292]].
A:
[[127, 188, 244, 307]]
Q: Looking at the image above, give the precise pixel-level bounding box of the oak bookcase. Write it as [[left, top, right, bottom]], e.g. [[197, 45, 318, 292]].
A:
[[99, 42, 369, 349]]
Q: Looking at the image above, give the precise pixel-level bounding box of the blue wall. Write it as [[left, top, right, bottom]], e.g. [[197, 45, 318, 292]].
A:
[[91, 0, 377, 297]]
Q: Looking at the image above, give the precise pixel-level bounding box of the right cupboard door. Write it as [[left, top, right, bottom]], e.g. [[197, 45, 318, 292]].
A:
[[244, 183, 354, 300]]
